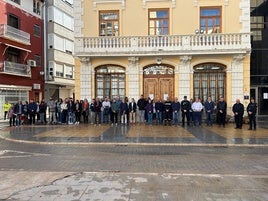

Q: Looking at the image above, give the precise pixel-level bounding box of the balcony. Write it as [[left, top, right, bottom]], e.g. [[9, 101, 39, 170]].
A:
[[75, 33, 251, 57], [0, 24, 31, 45], [0, 61, 31, 77]]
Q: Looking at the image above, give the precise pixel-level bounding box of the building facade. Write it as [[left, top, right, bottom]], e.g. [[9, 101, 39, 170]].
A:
[[74, 0, 251, 114], [44, 0, 75, 100], [250, 0, 268, 115], [0, 0, 44, 119]]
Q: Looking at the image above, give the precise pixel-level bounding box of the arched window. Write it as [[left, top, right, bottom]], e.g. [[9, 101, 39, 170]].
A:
[[193, 63, 226, 102], [95, 65, 125, 99]]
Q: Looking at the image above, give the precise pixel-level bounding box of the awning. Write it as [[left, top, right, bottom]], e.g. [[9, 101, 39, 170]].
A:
[[251, 1, 268, 16], [1, 42, 31, 52]]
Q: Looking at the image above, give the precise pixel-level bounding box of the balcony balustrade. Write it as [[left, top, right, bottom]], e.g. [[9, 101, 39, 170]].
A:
[[0, 24, 31, 45], [75, 33, 251, 57], [0, 61, 31, 77]]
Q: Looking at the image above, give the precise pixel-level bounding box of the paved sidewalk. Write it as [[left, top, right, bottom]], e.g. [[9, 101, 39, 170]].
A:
[[1, 171, 267, 201], [0, 116, 267, 146]]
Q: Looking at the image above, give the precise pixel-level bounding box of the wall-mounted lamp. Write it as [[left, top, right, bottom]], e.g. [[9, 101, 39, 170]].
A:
[[195, 29, 204, 34], [40, 71, 45, 75]]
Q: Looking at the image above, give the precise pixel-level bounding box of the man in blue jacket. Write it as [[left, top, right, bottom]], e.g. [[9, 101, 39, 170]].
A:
[[28, 99, 37, 125]]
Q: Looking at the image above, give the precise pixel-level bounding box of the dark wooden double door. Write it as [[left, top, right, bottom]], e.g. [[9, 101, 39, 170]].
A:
[[144, 75, 174, 101]]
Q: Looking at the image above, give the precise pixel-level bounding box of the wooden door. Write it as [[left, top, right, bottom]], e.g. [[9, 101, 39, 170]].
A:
[[144, 76, 174, 101], [159, 77, 174, 100]]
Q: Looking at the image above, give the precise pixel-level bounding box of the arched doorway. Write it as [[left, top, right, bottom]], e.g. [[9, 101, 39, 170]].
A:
[[143, 64, 174, 100], [193, 63, 226, 102], [95, 65, 125, 99]]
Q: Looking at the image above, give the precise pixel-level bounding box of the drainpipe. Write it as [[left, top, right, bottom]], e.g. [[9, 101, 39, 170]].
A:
[[42, 0, 47, 82]]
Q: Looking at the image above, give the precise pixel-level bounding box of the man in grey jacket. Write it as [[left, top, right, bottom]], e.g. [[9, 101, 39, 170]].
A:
[[47, 97, 56, 124]]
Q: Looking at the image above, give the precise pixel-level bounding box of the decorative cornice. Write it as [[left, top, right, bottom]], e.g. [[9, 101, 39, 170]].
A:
[[93, 0, 125, 9]]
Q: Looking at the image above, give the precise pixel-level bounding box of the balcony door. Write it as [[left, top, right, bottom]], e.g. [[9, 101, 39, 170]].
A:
[[143, 65, 174, 101]]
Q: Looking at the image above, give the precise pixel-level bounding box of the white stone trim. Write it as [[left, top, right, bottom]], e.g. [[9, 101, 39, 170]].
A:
[[178, 56, 192, 100], [73, 0, 84, 37], [143, 0, 176, 8], [128, 57, 140, 100], [231, 54, 245, 103], [80, 57, 92, 99], [239, 0, 250, 33], [93, 0, 125, 9]]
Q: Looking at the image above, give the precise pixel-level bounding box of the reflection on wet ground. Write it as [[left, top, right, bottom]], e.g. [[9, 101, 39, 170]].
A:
[[2, 121, 268, 145]]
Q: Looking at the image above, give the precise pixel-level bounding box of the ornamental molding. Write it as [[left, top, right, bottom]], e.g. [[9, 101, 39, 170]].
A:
[[194, 0, 229, 6], [232, 54, 245, 64], [179, 56, 192, 65], [80, 57, 91, 64], [93, 0, 125, 9], [143, 0, 176, 8], [128, 57, 139, 65]]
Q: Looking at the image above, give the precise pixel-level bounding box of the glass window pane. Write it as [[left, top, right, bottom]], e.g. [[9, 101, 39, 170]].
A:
[[95, 66, 125, 99]]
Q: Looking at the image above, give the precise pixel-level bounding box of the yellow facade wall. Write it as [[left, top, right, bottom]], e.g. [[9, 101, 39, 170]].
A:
[[81, 0, 243, 37], [75, 0, 250, 115]]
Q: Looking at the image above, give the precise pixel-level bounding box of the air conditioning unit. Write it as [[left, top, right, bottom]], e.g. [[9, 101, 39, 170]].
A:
[[27, 60, 37, 67]]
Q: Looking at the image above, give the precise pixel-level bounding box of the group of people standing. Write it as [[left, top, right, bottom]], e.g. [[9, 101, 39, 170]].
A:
[[3, 95, 257, 130]]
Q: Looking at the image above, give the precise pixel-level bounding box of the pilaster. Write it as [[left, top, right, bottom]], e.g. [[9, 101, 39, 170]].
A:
[[231, 54, 245, 103], [128, 57, 140, 101], [178, 56, 192, 100], [80, 57, 92, 99]]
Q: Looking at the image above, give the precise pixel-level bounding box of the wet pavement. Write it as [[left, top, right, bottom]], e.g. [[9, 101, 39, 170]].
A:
[[0, 117, 267, 200], [0, 116, 267, 146]]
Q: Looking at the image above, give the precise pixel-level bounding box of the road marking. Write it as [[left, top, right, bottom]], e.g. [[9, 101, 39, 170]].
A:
[[0, 150, 50, 159]]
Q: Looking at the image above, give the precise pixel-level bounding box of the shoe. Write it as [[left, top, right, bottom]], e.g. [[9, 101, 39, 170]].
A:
[[248, 128, 252, 130]]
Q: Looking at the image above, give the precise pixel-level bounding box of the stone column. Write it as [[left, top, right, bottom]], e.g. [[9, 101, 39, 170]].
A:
[[231, 54, 245, 103], [80, 57, 92, 100], [178, 56, 192, 100], [128, 57, 140, 101]]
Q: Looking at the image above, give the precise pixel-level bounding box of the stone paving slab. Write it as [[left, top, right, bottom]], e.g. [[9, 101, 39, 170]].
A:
[[2, 171, 268, 201]]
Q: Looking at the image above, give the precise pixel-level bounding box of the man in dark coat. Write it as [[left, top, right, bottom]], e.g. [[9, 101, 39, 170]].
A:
[[181, 96, 191, 126], [247, 97, 257, 130], [232, 99, 244, 129], [217, 96, 227, 127]]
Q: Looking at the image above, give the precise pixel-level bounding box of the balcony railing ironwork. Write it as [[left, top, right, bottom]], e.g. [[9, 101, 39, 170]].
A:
[[0, 61, 31, 77], [0, 24, 31, 45], [75, 33, 251, 56]]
